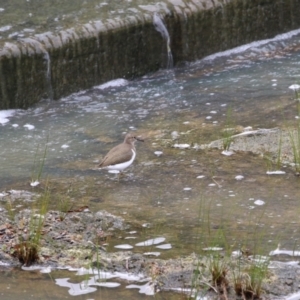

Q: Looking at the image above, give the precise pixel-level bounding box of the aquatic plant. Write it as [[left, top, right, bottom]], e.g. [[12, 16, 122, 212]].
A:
[[289, 100, 300, 174], [222, 107, 234, 151], [31, 139, 48, 186], [13, 185, 50, 266], [233, 257, 269, 299]]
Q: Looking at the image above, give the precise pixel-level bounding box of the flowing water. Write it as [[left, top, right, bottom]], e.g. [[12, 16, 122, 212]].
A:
[[1, 29, 300, 299]]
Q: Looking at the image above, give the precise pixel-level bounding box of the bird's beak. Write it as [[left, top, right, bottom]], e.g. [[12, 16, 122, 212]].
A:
[[135, 136, 144, 142]]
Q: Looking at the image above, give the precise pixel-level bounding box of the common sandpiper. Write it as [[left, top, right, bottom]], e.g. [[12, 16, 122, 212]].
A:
[[98, 133, 144, 175]]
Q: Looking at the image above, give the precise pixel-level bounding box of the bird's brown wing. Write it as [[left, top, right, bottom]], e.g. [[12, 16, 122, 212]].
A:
[[98, 144, 133, 167]]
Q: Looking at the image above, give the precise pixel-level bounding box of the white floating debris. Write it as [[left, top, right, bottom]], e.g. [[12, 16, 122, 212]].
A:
[[114, 244, 133, 249], [231, 250, 242, 258], [183, 187, 191, 191], [206, 116, 212, 119], [289, 84, 300, 91], [55, 278, 97, 296], [22, 265, 44, 271], [173, 143, 190, 149], [197, 175, 205, 179], [156, 243, 172, 250], [249, 255, 269, 264], [126, 282, 155, 296], [61, 144, 70, 149], [269, 247, 300, 257], [171, 131, 179, 139], [222, 150, 234, 156], [40, 267, 52, 273], [142, 223, 150, 228], [208, 183, 216, 187], [12, 124, 19, 127], [266, 170, 286, 175], [203, 247, 223, 251], [154, 151, 163, 157], [136, 237, 165, 247], [210, 111, 217, 114], [183, 121, 190, 124], [254, 199, 265, 206], [98, 282, 120, 288], [285, 291, 300, 300], [0, 110, 16, 125], [24, 124, 35, 130], [96, 78, 129, 90], [30, 180, 40, 187], [129, 231, 137, 234], [0, 25, 12, 32], [144, 252, 161, 256], [235, 175, 244, 180]]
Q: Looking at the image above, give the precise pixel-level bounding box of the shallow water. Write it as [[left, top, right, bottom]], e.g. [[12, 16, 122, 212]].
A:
[[1, 30, 300, 299]]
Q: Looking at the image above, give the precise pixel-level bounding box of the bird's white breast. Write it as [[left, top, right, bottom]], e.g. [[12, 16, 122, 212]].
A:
[[105, 149, 136, 172]]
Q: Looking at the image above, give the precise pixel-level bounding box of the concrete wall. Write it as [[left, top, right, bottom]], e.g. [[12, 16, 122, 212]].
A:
[[0, 0, 300, 109]]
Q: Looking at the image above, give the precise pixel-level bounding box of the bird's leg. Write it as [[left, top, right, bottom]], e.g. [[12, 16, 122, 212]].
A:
[[118, 171, 125, 181]]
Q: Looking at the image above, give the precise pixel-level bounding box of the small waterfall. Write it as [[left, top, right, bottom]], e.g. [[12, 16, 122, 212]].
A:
[[43, 50, 54, 101], [153, 13, 173, 69], [22, 38, 54, 101]]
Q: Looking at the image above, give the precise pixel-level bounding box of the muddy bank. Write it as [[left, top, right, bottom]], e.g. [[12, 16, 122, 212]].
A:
[[0, 201, 300, 299]]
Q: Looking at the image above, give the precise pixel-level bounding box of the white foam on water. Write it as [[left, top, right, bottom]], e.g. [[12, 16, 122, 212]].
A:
[[55, 278, 97, 296], [143, 252, 161, 256], [97, 282, 120, 288], [203, 28, 300, 61], [154, 151, 163, 156], [24, 124, 35, 130], [203, 247, 223, 251], [135, 237, 165, 247], [156, 243, 172, 250], [254, 199, 265, 206], [270, 247, 300, 257], [61, 144, 70, 149], [0, 110, 16, 125], [285, 291, 300, 300], [0, 25, 12, 32], [30, 180, 40, 187], [114, 244, 133, 249], [173, 143, 190, 149], [266, 170, 286, 175], [126, 282, 155, 296], [222, 150, 234, 156], [40, 266, 52, 273], [95, 78, 129, 90], [289, 84, 300, 91]]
